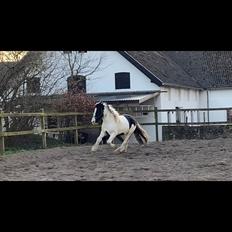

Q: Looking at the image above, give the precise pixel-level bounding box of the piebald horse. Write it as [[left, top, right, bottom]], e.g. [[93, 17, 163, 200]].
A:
[[91, 101, 149, 153]]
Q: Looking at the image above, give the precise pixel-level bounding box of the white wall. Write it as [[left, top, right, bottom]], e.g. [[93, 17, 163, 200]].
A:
[[86, 51, 160, 93], [159, 87, 203, 123], [136, 112, 156, 143], [208, 89, 232, 122], [154, 87, 204, 141], [208, 89, 232, 108], [160, 87, 202, 110]]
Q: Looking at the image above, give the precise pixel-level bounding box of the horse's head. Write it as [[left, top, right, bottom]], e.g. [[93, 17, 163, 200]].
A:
[[91, 101, 105, 124]]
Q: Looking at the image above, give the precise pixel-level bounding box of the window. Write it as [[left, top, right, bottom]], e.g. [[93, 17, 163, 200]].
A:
[[115, 72, 130, 89]]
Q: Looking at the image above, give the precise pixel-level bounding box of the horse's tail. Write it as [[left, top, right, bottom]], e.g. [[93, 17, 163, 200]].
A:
[[134, 122, 149, 144]]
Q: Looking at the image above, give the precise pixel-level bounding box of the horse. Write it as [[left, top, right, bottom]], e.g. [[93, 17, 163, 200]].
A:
[[91, 101, 149, 153]]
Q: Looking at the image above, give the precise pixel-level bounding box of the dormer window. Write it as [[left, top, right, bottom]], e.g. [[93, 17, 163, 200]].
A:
[[115, 72, 131, 89]]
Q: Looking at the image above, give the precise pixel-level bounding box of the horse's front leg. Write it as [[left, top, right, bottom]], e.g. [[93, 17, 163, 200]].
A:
[[91, 131, 106, 152], [106, 132, 118, 148]]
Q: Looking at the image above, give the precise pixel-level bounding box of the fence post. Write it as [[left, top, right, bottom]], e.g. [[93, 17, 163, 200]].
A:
[[184, 111, 188, 124], [191, 110, 194, 123], [40, 108, 47, 149], [0, 110, 5, 156], [197, 110, 200, 123], [57, 117, 62, 141], [74, 115, 79, 145], [154, 107, 159, 142], [203, 112, 206, 124], [167, 111, 170, 125], [176, 107, 180, 123]]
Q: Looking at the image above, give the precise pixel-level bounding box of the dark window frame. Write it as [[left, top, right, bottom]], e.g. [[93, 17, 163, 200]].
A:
[[115, 72, 131, 89]]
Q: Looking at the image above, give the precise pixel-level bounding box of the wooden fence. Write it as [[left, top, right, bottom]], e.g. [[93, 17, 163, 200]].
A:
[[1, 107, 232, 155], [0, 109, 100, 155], [138, 106, 232, 142]]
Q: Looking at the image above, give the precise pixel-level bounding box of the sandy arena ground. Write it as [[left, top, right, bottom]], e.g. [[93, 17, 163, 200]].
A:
[[0, 138, 232, 181]]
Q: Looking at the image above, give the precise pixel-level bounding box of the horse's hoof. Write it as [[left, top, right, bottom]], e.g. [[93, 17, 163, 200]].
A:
[[120, 149, 126, 153], [114, 145, 126, 153], [91, 147, 98, 152], [110, 144, 116, 148], [113, 148, 120, 153]]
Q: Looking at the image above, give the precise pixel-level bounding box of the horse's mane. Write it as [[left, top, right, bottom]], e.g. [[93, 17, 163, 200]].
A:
[[106, 104, 120, 120]]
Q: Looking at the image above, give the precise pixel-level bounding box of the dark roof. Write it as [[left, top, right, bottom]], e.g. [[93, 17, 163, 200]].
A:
[[119, 51, 202, 89], [163, 51, 232, 89]]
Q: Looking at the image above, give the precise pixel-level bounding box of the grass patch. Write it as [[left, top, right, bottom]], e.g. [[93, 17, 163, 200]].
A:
[[4, 134, 70, 155]]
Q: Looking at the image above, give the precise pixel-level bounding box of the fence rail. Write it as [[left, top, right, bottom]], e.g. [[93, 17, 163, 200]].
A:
[[0, 110, 100, 155], [1, 107, 232, 155]]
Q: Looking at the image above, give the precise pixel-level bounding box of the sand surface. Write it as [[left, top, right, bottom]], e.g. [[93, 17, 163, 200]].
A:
[[1, 138, 232, 181]]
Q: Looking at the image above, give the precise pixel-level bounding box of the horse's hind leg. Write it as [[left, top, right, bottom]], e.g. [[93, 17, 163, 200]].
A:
[[116, 134, 124, 143], [114, 125, 136, 153]]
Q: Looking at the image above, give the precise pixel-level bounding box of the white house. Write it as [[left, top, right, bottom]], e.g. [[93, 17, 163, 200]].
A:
[[11, 51, 232, 142], [83, 51, 232, 141]]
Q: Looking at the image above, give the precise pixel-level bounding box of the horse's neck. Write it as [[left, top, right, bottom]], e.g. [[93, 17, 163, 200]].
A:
[[103, 109, 118, 124], [103, 111, 115, 122]]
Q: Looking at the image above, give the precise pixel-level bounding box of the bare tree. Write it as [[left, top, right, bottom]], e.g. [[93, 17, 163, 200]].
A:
[[0, 51, 104, 110], [0, 51, 104, 132], [60, 51, 104, 93], [61, 51, 103, 76]]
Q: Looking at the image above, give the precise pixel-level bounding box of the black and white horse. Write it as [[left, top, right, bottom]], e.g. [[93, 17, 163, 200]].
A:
[[91, 101, 149, 153]]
